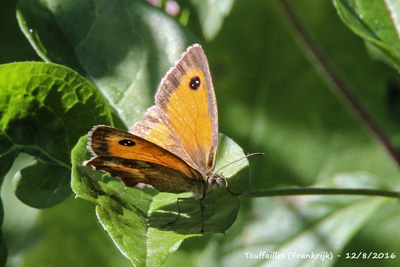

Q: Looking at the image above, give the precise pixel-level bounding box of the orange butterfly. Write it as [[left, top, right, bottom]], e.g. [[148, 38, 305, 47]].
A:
[[84, 44, 252, 232]]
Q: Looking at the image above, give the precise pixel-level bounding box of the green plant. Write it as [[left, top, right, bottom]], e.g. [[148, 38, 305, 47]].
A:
[[1, 0, 400, 266]]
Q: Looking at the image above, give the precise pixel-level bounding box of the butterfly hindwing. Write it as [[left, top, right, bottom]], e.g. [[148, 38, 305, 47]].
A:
[[84, 125, 203, 193]]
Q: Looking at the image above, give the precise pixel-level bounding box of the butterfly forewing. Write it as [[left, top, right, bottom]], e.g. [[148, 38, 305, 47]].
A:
[[131, 44, 218, 177]]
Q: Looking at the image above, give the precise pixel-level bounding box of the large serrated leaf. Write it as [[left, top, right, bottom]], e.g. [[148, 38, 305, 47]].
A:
[[71, 132, 249, 266], [0, 62, 112, 208]]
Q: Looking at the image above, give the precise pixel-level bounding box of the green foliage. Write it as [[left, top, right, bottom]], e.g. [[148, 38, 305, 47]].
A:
[[71, 134, 246, 266], [0, 62, 112, 208], [1, 0, 400, 266]]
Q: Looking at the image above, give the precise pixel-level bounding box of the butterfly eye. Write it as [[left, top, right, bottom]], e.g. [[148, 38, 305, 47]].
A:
[[189, 76, 201, 90], [119, 139, 136, 146]]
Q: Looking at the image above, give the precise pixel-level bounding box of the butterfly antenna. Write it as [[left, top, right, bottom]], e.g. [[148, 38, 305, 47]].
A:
[[215, 152, 264, 173]]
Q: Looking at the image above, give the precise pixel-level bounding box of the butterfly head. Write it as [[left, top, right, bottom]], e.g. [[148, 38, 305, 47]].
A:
[[206, 172, 226, 188], [203, 152, 265, 198], [199, 171, 227, 198]]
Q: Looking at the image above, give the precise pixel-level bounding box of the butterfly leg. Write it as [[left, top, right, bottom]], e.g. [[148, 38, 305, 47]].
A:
[[222, 177, 242, 196], [167, 197, 186, 226], [166, 196, 206, 234], [199, 198, 205, 233], [199, 182, 209, 233]]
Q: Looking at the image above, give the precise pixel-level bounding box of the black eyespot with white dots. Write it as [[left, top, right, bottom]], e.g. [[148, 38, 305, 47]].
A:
[[119, 139, 136, 146], [189, 76, 201, 90]]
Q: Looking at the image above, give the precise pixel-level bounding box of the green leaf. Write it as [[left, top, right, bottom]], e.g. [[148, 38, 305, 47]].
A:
[[0, 62, 112, 208], [334, 0, 400, 71], [71, 133, 249, 266], [17, 0, 198, 127]]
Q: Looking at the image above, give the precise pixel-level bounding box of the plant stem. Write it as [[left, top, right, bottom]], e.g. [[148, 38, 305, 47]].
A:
[[242, 187, 400, 199], [279, 0, 400, 168]]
